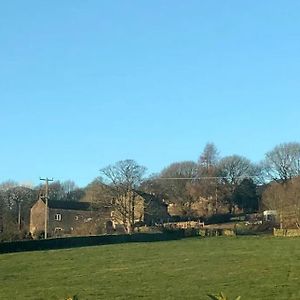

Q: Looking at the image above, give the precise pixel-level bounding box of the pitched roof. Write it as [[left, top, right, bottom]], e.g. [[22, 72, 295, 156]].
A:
[[45, 199, 93, 211], [134, 190, 168, 207]]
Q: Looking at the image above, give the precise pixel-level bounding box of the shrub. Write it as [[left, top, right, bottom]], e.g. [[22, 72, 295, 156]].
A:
[[66, 295, 79, 300], [208, 292, 241, 300], [204, 214, 233, 225]]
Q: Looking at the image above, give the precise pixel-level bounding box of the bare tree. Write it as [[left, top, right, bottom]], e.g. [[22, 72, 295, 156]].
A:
[[157, 161, 198, 216], [61, 180, 84, 202], [262, 177, 300, 228], [198, 143, 219, 174], [100, 159, 146, 232], [231, 178, 259, 213], [0, 184, 37, 240], [0, 180, 18, 191], [261, 143, 300, 228], [6, 186, 37, 231], [61, 180, 77, 194], [217, 155, 257, 213], [263, 142, 300, 182], [0, 182, 17, 238], [195, 143, 221, 213], [82, 178, 112, 206], [218, 155, 257, 185], [37, 181, 64, 201], [160, 161, 198, 179], [37, 180, 82, 202]]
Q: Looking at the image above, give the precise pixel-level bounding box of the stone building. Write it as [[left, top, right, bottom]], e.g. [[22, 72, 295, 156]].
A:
[[30, 191, 170, 238], [109, 190, 170, 231], [135, 191, 170, 225], [30, 198, 112, 238]]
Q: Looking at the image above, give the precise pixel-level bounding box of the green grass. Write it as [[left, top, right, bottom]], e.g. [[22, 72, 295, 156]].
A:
[[0, 236, 299, 299]]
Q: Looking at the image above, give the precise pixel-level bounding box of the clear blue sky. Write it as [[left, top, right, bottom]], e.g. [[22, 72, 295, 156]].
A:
[[1, 1, 300, 187]]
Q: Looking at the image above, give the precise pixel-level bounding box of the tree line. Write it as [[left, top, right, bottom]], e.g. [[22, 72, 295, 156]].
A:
[[1, 141, 300, 241]]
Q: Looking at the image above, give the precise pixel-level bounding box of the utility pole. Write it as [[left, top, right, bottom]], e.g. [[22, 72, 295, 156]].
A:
[[0, 194, 3, 233], [131, 190, 135, 234], [215, 186, 218, 214], [40, 177, 53, 239], [17, 201, 21, 231]]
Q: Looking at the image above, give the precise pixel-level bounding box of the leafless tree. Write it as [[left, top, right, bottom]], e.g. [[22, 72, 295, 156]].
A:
[[195, 144, 221, 213], [61, 180, 77, 194], [262, 177, 300, 228], [263, 142, 300, 182], [100, 159, 146, 232], [82, 178, 112, 207], [261, 143, 300, 228], [217, 155, 257, 213], [0, 182, 17, 237], [160, 161, 198, 179], [37, 180, 82, 202], [6, 186, 37, 230], [218, 155, 257, 185], [198, 142, 219, 174], [0, 184, 37, 240], [0, 180, 18, 191], [157, 161, 198, 216]]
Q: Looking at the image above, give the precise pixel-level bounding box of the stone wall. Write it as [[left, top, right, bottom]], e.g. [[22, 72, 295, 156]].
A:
[[273, 228, 300, 237], [30, 199, 46, 236], [30, 199, 112, 238], [48, 208, 110, 237]]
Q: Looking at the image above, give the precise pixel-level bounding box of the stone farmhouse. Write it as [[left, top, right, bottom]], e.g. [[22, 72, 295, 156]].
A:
[[132, 190, 169, 225], [30, 199, 112, 238], [30, 191, 170, 238]]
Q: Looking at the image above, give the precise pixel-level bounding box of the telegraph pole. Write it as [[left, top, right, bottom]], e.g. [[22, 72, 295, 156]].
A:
[[40, 177, 53, 239], [215, 186, 218, 214], [17, 201, 21, 231]]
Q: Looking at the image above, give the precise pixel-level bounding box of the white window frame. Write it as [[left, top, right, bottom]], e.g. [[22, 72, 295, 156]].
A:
[[54, 213, 62, 221]]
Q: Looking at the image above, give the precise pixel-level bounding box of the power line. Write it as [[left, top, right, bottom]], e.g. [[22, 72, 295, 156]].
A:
[[155, 176, 257, 180]]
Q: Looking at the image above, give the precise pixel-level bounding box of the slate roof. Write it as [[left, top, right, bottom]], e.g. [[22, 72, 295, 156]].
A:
[[134, 190, 168, 207], [44, 199, 93, 211]]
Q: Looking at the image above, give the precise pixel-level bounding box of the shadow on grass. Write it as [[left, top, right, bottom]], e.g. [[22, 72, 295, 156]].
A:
[[0, 232, 185, 254]]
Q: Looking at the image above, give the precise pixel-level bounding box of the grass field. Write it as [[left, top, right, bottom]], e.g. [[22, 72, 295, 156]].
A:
[[0, 236, 299, 300]]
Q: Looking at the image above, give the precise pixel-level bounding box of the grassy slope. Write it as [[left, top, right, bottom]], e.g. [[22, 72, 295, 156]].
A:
[[0, 236, 299, 300]]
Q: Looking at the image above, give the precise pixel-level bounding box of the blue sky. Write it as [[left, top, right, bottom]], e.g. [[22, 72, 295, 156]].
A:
[[0, 1, 300, 187]]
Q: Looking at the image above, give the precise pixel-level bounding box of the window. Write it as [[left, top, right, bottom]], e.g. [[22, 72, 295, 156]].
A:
[[84, 217, 92, 223], [75, 215, 79, 220], [54, 213, 62, 221]]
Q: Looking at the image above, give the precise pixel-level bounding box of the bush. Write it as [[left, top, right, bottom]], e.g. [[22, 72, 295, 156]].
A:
[[204, 214, 233, 225], [234, 222, 273, 236], [66, 295, 79, 300], [208, 292, 241, 300], [0, 229, 31, 242]]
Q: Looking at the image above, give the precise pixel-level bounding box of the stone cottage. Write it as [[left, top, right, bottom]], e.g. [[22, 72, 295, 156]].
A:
[[110, 190, 170, 230], [135, 191, 170, 225], [30, 191, 170, 238], [30, 198, 112, 238]]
